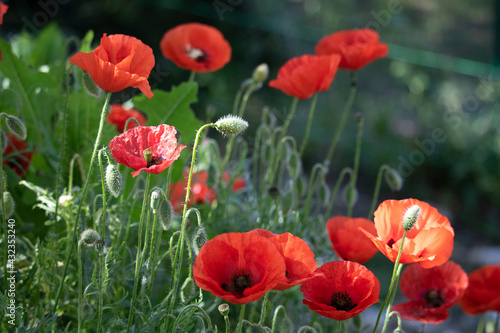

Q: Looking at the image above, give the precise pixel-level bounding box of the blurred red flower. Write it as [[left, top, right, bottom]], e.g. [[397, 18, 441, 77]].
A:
[[391, 261, 468, 324], [160, 23, 231, 73], [70, 34, 155, 98], [193, 232, 287, 305], [326, 216, 378, 264], [301, 261, 380, 321], [360, 198, 454, 268], [269, 54, 341, 99], [248, 229, 318, 290], [0, 2, 8, 24], [3, 134, 34, 178], [458, 265, 500, 314], [109, 124, 185, 178], [315, 29, 388, 70], [107, 104, 147, 133]]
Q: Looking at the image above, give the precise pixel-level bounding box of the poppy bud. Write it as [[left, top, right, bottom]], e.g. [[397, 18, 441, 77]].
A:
[[252, 63, 269, 84], [80, 229, 101, 247], [402, 205, 421, 231], [215, 115, 248, 136], [1, 191, 14, 218], [384, 167, 403, 191], [105, 164, 122, 198], [192, 227, 208, 255], [82, 71, 102, 98], [5, 115, 27, 140], [287, 152, 301, 180], [295, 175, 307, 197], [158, 200, 173, 230], [297, 326, 317, 333], [342, 184, 358, 208], [245, 323, 271, 333], [150, 190, 161, 213], [180, 276, 197, 303], [218, 303, 229, 317], [281, 187, 295, 214], [273, 306, 293, 333], [319, 183, 331, 207]]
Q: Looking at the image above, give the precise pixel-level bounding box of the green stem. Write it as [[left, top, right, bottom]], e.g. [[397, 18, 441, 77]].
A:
[[335, 321, 341, 333], [236, 304, 247, 333], [325, 167, 352, 220], [347, 117, 363, 217], [381, 264, 404, 333], [299, 93, 318, 157], [97, 252, 104, 333], [324, 72, 357, 166], [188, 71, 196, 82], [421, 323, 426, 333], [224, 315, 230, 333], [77, 241, 83, 333], [147, 213, 159, 295], [476, 314, 486, 333], [53, 91, 112, 313], [126, 173, 152, 333], [281, 97, 299, 139], [368, 165, 389, 219], [495, 312, 499, 333], [97, 151, 107, 246], [259, 291, 271, 325]]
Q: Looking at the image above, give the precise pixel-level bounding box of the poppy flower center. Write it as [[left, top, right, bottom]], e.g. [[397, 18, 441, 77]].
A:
[[330, 291, 357, 312], [423, 289, 445, 308], [221, 268, 253, 295], [186, 44, 207, 62]]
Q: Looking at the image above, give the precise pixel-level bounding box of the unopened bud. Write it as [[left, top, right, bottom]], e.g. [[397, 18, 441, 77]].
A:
[[342, 184, 358, 208], [297, 326, 317, 333], [215, 115, 248, 137], [245, 323, 271, 333], [218, 303, 230, 317], [1, 192, 14, 218], [252, 63, 269, 84], [319, 183, 330, 207], [82, 71, 102, 98], [180, 277, 197, 303], [287, 153, 301, 180], [192, 227, 208, 255], [402, 205, 421, 231], [80, 229, 101, 247], [384, 167, 403, 191], [105, 164, 122, 197], [273, 306, 293, 333], [158, 200, 173, 230], [5, 115, 27, 140], [150, 190, 161, 213]]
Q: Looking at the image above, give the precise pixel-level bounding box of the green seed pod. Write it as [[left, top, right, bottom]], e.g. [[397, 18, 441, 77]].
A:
[[158, 200, 173, 230], [297, 326, 318, 333], [402, 204, 421, 231], [342, 184, 358, 208], [80, 229, 101, 247], [192, 227, 208, 255], [287, 152, 302, 180], [384, 167, 404, 191], [82, 71, 102, 98], [105, 164, 122, 198], [150, 190, 161, 213], [218, 303, 229, 317], [1, 192, 15, 218], [215, 115, 249, 136], [5, 115, 27, 140], [180, 276, 197, 303]]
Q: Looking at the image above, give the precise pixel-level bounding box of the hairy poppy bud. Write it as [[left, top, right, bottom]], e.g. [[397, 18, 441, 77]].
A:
[[158, 200, 173, 230], [384, 167, 403, 191], [287, 152, 302, 180], [319, 183, 330, 207], [218, 303, 229, 317], [82, 71, 102, 98], [5, 115, 27, 140], [150, 190, 161, 213], [1, 191, 15, 218], [180, 276, 197, 303], [245, 323, 271, 333], [80, 229, 101, 247], [192, 227, 208, 255], [402, 205, 421, 231], [343, 184, 358, 208], [215, 115, 248, 136], [252, 63, 269, 84], [105, 164, 122, 198], [297, 326, 317, 333]]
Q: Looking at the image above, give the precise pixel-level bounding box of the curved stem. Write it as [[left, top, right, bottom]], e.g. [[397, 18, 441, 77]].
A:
[[325, 72, 357, 166], [53, 91, 112, 313], [299, 93, 318, 157], [347, 117, 363, 217], [325, 167, 352, 219], [368, 165, 389, 219]]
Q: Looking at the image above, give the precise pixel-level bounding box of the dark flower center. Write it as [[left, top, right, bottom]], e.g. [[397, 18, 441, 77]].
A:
[[186, 45, 207, 62], [221, 268, 253, 295], [423, 289, 445, 308], [330, 291, 357, 312], [387, 238, 396, 248]]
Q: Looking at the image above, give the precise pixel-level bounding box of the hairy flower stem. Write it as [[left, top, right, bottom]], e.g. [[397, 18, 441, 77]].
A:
[[77, 241, 83, 333], [281, 97, 299, 139], [97, 252, 104, 333], [347, 117, 363, 217], [236, 304, 247, 333], [324, 72, 357, 166], [147, 213, 159, 295], [97, 151, 107, 333], [259, 291, 271, 325], [224, 314, 230, 333], [168, 123, 215, 317], [126, 173, 151, 333], [372, 230, 408, 333], [368, 165, 390, 219], [53, 92, 111, 313], [299, 93, 318, 157]]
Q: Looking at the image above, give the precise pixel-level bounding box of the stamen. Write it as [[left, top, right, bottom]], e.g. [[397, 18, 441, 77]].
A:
[[221, 268, 253, 296], [330, 291, 357, 312], [186, 44, 206, 62], [424, 289, 445, 308]]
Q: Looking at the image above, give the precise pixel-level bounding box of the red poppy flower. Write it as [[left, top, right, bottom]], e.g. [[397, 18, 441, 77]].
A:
[[70, 34, 155, 98], [3, 134, 34, 178], [269, 54, 341, 99], [109, 125, 185, 178], [326, 216, 378, 264], [391, 261, 468, 324], [107, 104, 147, 132], [301, 261, 380, 321], [0, 2, 8, 25], [193, 232, 287, 305], [169, 171, 215, 212], [458, 265, 500, 314], [248, 229, 318, 290], [222, 172, 246, 191], [359, 198, 454, 268], [160, 23, 231, 73], [315, 29, 388, 70]]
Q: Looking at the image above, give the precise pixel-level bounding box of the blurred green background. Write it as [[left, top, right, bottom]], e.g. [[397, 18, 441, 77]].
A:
[[2, 0, 499, 246]]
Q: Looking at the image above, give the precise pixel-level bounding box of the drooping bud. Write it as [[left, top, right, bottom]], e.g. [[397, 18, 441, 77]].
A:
[[82, 71, 102, 98], [287, 152, 302, 180], [1, 192, 15, 218], [319, 183, 331, 207], [150, 190, 161, 213], [143, 148, 153, 164], [180, 276, 197, 303], [5, 115, 27, 140], [192, 227, 208, 255], [105, 164, 122, 198], [158, 200, 173, 230], [384, 167, 403, 191], [215, 115, 248, 137], [218, 303, 229, 317], [342, 184, 358, 208], [252, 63, 269, 84], [402, 205, 421, 231], [80, 229, 101, 247], [297, 326, 318, 333]]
